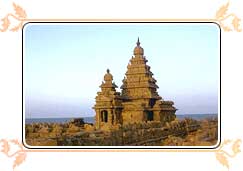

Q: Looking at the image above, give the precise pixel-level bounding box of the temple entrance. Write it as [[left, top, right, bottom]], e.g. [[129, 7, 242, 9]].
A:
[[146, 111, 154, 121], [101, 110, 108, 122]]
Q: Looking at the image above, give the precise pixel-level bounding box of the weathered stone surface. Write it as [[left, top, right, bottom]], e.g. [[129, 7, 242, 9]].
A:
[[66, 124, 80, 134], [84, 124, 95, 131]]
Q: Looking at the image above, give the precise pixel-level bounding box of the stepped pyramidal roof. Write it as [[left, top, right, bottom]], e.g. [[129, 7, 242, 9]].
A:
[[121, 38, 161, 100]]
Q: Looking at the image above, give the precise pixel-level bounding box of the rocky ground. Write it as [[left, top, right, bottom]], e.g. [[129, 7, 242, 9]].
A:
[[161, 117, 218, 146], [25, 117, 218, 146]]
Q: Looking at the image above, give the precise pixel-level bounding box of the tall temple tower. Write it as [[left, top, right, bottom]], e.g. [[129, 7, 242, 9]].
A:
[[120, 38, 176, 124], [94, 38, 176, 129]]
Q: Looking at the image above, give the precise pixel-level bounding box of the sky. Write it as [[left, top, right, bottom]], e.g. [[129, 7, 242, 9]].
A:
[[24, 23, 220, 118]]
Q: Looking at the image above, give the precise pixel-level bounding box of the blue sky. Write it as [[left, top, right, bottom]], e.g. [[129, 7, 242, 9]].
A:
[[24, 23, 219, 118]]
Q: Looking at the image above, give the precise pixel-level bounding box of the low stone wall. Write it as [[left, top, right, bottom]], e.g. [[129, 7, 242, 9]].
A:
[[26, 118, 200, 146]]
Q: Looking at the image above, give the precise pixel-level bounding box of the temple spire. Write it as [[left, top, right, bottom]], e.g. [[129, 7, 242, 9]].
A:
[[133, 37, 144, 56], [136, 37, 140, 46]]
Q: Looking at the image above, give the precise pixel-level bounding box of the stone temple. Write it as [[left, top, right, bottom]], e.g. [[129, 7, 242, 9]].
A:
[[93, 38, 177, 129]]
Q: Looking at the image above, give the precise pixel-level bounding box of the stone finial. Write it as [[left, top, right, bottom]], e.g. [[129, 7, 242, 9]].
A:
[[134, 37, 144, 55], [137, 37, 140, 46], [104, 69, 113, 82]]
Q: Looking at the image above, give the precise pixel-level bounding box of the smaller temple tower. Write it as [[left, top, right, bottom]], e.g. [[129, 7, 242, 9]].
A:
[[93, 69, 123, 129]]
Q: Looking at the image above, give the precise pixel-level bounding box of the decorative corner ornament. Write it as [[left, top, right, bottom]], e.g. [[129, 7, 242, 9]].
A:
[[0, 139, 27, 170], [0, 3, 27, 32], [215, 139, 242, 170], [215, 1, 242, 32]]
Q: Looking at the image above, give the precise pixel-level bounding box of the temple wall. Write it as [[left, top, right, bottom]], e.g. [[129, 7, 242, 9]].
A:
[[153, 111, 161, 121], [122, 111, 144, 124]]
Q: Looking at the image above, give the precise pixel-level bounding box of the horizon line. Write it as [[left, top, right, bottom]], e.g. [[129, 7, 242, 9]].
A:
[[25, 113, 218, 119]]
